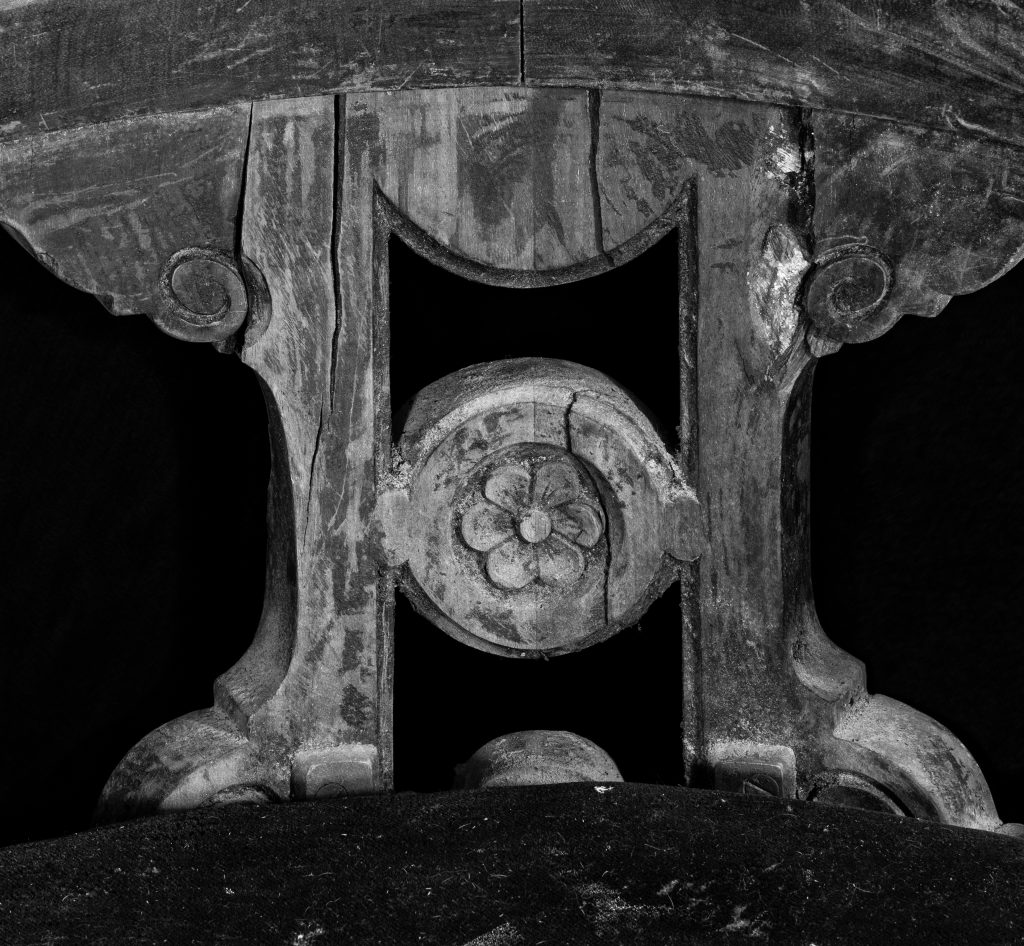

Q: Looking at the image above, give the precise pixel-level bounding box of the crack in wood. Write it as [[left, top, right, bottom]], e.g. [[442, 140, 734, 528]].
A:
[[304, 405, 325, 545], [235, 103, 254, 269], [329, 94, 345, 412], [677, 177, 699, 482], [518, 0, 525, 85], [217, 101, 257, 354], [77, 86, 1014, 831], [587, 89, 610, 266], [562, 390, 580, 454]]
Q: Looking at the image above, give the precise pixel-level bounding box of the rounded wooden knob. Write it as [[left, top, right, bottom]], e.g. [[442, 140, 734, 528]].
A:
[[803, 245, 894, 343], [154, 246, 250, 342], [455, 730, 623, 788], [396, 358, 702, 657]]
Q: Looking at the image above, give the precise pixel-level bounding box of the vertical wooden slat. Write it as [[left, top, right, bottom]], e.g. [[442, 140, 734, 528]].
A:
[[234, 94, 390, 792]]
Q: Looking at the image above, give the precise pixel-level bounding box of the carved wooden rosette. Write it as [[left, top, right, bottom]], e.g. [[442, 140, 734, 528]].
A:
[[3, 74, 1023, 834], [389, 359, 701, 656]]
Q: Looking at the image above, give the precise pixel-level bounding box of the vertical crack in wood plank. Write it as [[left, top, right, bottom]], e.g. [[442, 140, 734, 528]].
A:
[[304, 406, 326, 545], [302, 95, 342, 546], [235, 103, 254, 267], [519, 0, 526, 85], [678, 177, 699, 481], [330, 94, 346, 413], [587, 89, 610, 265]]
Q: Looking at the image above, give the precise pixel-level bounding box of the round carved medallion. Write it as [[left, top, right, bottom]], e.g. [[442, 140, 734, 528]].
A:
[[394, 358, 703, 657]]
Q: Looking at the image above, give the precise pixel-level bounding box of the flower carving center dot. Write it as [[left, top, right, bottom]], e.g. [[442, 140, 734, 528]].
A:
[[516, 507, 552, 544]]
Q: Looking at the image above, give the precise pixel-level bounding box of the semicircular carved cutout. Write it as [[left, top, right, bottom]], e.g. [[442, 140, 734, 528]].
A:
[[370, 87, 708, 280], [376, 185, 689, 289]]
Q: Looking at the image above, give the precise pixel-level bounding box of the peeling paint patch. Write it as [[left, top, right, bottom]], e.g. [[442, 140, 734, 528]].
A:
[[748, 225, 810, 360], [771, 143, 801, 176]]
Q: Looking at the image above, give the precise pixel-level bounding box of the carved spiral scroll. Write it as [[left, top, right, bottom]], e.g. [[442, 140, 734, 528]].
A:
[[154, 246, 250, 342], [802, 244, 895, 345]]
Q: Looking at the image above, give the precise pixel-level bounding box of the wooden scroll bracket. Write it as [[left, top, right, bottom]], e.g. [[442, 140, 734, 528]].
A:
[[2, 87, 1023, 834]]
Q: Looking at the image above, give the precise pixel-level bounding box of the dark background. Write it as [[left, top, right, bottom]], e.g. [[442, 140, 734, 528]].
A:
[[1, 224, 1022, 848]]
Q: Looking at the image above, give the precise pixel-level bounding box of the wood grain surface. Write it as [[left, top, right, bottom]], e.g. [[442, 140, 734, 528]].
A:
[[524, 0, 1024, 148], [0, 106, 249, 324], [0, 0, 521, 142], [810, 110, 1024, 345], [16, 80, 1015, 831], [3, 1, 1024, 149]]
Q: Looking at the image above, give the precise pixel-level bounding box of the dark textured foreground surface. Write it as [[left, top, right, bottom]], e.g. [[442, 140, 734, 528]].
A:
[[1, 783, 1022, 945]]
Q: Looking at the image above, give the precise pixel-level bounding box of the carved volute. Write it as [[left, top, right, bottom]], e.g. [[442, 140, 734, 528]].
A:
[[2, 1, 1023, 837]]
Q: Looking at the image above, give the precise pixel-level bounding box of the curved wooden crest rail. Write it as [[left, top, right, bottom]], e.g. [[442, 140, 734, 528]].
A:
[[2, 0, 1023, 832]]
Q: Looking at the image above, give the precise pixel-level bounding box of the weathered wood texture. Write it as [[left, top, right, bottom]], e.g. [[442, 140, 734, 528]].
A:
[[668, 94, 1003, 827], [0, 0, 521, 143], [0, 106, 250, 339], [230, 95, 344, 768], [388, 357, 701, 656], [83, 87, 1024, 834], [524, 0, 1024, 148], [807, 111, 1024, 348], [0, 62, 1010, 828], [101, 93, 398, 815], [374, 89, 601, 271], [5, 1, 1024, 151], [454, 730, 624, 787]]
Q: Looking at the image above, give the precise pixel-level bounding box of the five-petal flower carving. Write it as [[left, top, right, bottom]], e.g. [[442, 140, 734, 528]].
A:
[[460, 459, 604, 590]]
